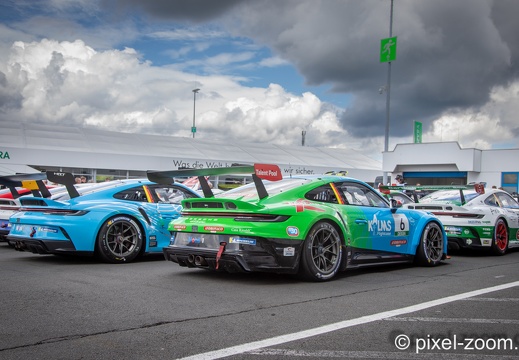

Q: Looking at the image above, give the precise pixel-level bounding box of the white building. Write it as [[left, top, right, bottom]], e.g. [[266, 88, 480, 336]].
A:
[[384, 142, 519, 194], [0, 121, 382, 183], [2, 121, 518, 194]]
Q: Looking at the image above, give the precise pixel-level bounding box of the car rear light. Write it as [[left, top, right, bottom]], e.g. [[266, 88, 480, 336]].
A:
[[432, 212, 484, 219], [18, 208, 89, 216], [181, 211, 289, 222]]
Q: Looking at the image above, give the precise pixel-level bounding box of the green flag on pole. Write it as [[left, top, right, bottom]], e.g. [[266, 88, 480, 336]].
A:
[[414, 121, 422, 143]]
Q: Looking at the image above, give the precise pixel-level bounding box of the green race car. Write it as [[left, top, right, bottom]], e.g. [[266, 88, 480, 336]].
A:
[[148, 164, 448, 281]]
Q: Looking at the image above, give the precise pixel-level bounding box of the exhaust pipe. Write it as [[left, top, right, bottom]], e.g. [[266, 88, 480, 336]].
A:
[[14, 241, 27, 252], [187, 254, 195, 264], [194, 255, 208, 266]]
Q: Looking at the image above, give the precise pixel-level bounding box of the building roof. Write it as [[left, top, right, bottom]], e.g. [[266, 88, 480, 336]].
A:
[[0, 121, 382, 179]]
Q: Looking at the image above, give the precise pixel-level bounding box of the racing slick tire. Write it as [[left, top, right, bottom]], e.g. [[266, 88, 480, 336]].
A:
[[415, 221, 444, 267], [96, 216, 143, 263], [490, 218, 508, 256], [299, 221, 343, 282]]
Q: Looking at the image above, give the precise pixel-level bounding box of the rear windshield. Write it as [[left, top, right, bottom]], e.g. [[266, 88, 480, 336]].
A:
[[216, 178, 311, 200], [420, 190, 480, 205]]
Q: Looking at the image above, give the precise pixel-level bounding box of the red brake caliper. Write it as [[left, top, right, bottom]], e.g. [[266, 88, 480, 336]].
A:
[[215, 242, 227, 270]]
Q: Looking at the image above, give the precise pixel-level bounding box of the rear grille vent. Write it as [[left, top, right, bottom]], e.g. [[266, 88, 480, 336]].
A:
[[413, 205, 445, 210], [20, 199, 48, 206], [191, 202, 224, 209]]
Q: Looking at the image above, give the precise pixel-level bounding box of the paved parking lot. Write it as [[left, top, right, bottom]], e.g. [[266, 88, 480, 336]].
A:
[[1, 244, 518, 359]]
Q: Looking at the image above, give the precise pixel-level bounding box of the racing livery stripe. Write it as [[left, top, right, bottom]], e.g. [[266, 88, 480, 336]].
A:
[[143, 185, 154, 203], [330, 183, 344, 205]]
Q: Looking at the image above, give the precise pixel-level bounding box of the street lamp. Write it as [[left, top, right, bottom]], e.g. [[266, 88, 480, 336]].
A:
[[192, 88, 200, 138], [382, 0, 394, 185]]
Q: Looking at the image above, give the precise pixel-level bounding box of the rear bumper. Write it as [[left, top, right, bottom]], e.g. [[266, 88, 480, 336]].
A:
[[447, 236, 488, 250], [0, 221, 10, 239], [6, 236, 92, 256], [163, 236, 304, 274]]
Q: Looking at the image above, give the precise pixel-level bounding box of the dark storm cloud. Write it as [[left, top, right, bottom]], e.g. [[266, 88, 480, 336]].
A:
[[228, 0, 519, 138], [110, 0, 244, 22], [108, 0, 519, 139]]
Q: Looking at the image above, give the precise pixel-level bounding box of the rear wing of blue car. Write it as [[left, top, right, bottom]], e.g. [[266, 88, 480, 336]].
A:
[[147, 163, 282, 199], [46, 171, 81, 199], [379, 183, 485, 205], [0, 172, 51, 199]]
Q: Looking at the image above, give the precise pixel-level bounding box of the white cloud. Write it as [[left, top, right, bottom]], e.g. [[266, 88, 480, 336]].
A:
[[2, 38, 373, 158], [259, 56, 290, 68], [149, 28, 226, 41]]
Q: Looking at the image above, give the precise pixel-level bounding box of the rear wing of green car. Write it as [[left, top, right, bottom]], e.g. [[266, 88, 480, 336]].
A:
[[379, 183, 485, 205], [147, 163, 282, 199]]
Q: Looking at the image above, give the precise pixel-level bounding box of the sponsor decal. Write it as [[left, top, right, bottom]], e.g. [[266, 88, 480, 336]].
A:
[[286, 226, 299, 237], [149, 235, 157, 247], [187, 217, 218, 223], [289, 199, 325, 213], [444, 226, 462, 235], [30, 227, 36, 237], [283, 247, 295, 256], [390, 239, 407, 246], [482, 239, 491, 245], [516, 230, 519, 241], [0, 151, 10, 159], [229, 237, 256, 245], [37, 227, 58, 233], [463, 229, 470, 235], [192, 225, 198, 232], [204, 226, 224, 232], [173, 224, 186, 230], [367, 213, 409, 237], [392, 214, 410, 236], [230, 228, 253, 233], [368, 213, 392, 236]]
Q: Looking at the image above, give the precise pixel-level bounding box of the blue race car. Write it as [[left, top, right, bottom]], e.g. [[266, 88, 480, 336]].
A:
[[7, 172, 200, 263]]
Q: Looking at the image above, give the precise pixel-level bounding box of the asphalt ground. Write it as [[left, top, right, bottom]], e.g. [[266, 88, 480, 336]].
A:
[[0, 243, 518, 360]]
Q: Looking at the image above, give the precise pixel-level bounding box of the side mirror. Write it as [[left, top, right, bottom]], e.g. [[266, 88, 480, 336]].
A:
[[390, 198, 402, 209]]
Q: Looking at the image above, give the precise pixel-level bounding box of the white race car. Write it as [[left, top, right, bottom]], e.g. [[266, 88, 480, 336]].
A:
[[383, 184, 519, 255]]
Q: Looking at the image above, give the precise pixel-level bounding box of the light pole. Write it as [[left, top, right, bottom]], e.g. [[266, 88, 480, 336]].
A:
[[192, 88, 200, 138], [382, 0, 394, 185]]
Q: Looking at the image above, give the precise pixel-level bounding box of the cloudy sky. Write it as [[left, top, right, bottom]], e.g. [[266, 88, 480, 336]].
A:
[[1, 0, 518, 161]]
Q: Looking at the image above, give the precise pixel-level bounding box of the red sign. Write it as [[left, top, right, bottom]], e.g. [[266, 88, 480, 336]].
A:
[[254, 163, 282, 181], [474, 183, 485, 195]]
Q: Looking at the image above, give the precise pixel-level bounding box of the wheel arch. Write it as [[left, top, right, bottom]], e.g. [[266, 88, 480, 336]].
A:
[[409, 218, 446, 256], [495, 215, 508, 228], [305, 216, 350, 272], [301, 215, 348, 245], [93, 212, 148, 258]]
